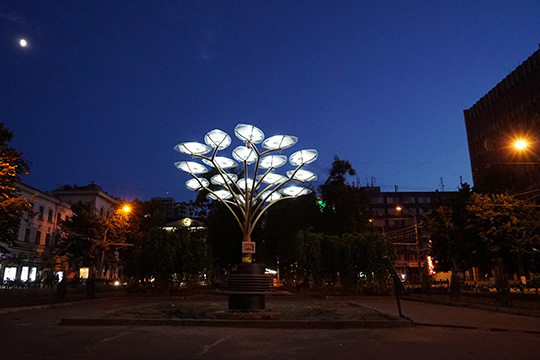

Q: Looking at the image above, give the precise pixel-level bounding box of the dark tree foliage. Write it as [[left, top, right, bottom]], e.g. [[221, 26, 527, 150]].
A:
[[296, 230, 394, 292], [205, 201, 244, 269], [317, 156, 371, 235], [58, 201, 132, 278], [0, 123, 32, 249], [260, 192, 320, 265], [56, 202, 102, 270], [424, 184, 474, 297], [126, 228, 211, 290]]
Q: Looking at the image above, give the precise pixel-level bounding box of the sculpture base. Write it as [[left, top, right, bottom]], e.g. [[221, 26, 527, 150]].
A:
[[225, 263, 273, 312]]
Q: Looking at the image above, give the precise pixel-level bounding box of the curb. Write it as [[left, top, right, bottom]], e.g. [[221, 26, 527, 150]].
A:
[[59, 317, 413, 329], [0, 299, 97, 315]]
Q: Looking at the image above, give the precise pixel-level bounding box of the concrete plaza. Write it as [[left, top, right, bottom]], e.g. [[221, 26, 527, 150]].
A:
[[0, 295, 539, 359]]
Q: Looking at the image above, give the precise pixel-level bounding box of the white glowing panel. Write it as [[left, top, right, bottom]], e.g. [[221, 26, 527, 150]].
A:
[[289, 149, 318, 166], [258, 173, 287, 184], [29, 267, 37, 282], [20, 266, 29, 282], [287, 169, 318, 182], [173, 142, 212, 155], [175, 161, 208, 174], [207, 189, 233, 200], [261, 191, 282, 202], [186, 178, 210, 191], [280, 186, 312, 197], [237, 178, 256, 191], [202, 157, 238, 169], [3, 267, 17, 281], [211, 173, 238, 185], [204, 129, 232, 150], [259, 155, 287, 169], [234, 124, 265, 144], [262, 135, 298, 150], [232, 146, 257, 164]]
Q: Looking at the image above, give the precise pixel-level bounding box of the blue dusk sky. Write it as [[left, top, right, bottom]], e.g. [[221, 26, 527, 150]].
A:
[[2, 1, 540, 202]]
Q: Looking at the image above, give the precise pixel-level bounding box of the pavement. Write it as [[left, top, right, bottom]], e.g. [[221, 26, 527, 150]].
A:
[[353, 296, 540, 334], [2, 293, 540, 333], [2, 294, 540, 359]]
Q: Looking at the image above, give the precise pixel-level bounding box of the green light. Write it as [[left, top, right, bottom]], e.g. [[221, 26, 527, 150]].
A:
[[317, 200, 326, 212]]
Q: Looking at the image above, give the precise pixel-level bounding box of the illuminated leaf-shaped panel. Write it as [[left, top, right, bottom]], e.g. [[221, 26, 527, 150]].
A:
[[204, 129, 231, 150], [262, 135, 298, 150], [173, 142, 211, 155], [280, 186, 312, 197], [287, 169, 318, 182], [237, 178, 256, 191], [258, 173, 287, 185], [202, 157, 238, 169], [186, 178, 210, 191], [259, 155, 287, 169], [289, 149, 318, 166], [175, 161, 208, 174], [232, 146, 257, 164], [261, 191, 282, 202], [234, 124, 265, 144], [211, 173, 238, 185], [207, 189, 233, 201]]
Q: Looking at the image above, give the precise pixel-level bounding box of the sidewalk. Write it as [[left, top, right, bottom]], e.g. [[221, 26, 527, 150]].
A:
[[353, 297, 540, 333]]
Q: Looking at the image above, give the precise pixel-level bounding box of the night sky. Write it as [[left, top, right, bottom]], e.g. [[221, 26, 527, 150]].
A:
[[2, 1, 540, 202]]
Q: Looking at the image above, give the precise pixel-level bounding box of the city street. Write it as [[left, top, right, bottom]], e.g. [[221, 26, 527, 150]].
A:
[[0, 297, 539, 360]]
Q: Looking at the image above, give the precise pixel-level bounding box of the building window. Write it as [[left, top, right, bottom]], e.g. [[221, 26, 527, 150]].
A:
[[38, 206, 44, 220], [48, 209, 53, 222], [45, 233, 51, 246], [57, 213, 62, 223], [35, 231, 41, 245], [24, 229, 31, 242]]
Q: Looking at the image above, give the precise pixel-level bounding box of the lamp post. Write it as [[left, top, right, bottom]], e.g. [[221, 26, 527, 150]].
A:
[[174, 124, 317, 310], [98, 204, 131, 280], [396, 205, 423, 284]]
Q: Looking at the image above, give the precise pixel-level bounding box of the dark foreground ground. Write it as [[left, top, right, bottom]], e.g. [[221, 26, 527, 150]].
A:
[[1, 293, 540, 359]]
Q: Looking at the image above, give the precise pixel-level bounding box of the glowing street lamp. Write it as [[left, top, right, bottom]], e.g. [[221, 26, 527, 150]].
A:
[[395, 205, 423, 284], [514, 139, 528, 150], [174, 124, 317, 263]]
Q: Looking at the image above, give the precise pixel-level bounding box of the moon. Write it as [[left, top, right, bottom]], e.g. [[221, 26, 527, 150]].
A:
[[19, 39, 28, 47]]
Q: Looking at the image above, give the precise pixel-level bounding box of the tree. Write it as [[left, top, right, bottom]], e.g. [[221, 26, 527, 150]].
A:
[[466, 193, 534, 306], [0, 123, 32, 250], [56, 202, 102, 274], [317, 156, 371, 235], [296, 230, 394, 292], [127, 228, 211, 291], [424, 184, 473, 297], [57, 202, 132, 279], [261, 192, 320, 266]]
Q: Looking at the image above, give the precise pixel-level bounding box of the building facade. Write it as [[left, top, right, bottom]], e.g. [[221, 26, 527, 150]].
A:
[[51, 184, 118, 216], [152, 197, 193, 221], [1, 183, 72, 284], [363, 186, 456, 283], [464, 46, 540, 194], [1, 183, 123, 285]]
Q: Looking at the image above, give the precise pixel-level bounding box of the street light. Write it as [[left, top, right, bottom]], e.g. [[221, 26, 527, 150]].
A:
[[98, 203, 132, 280], [174, 124, 317, 311], [514, 139, 528, 150], [395, 205, 423, 284], [174, 124, 318, 263]]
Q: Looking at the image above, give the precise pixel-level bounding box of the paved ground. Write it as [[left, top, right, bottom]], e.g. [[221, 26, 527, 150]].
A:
[[0, 295, 539, 359], [354, 297, 540, 333]]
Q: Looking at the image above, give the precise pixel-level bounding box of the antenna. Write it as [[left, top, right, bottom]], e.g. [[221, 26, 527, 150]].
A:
[[438, 177, 445, 192]]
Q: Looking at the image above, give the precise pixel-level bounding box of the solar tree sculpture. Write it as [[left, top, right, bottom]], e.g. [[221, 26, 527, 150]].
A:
[[174, 124, 317, 310]]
